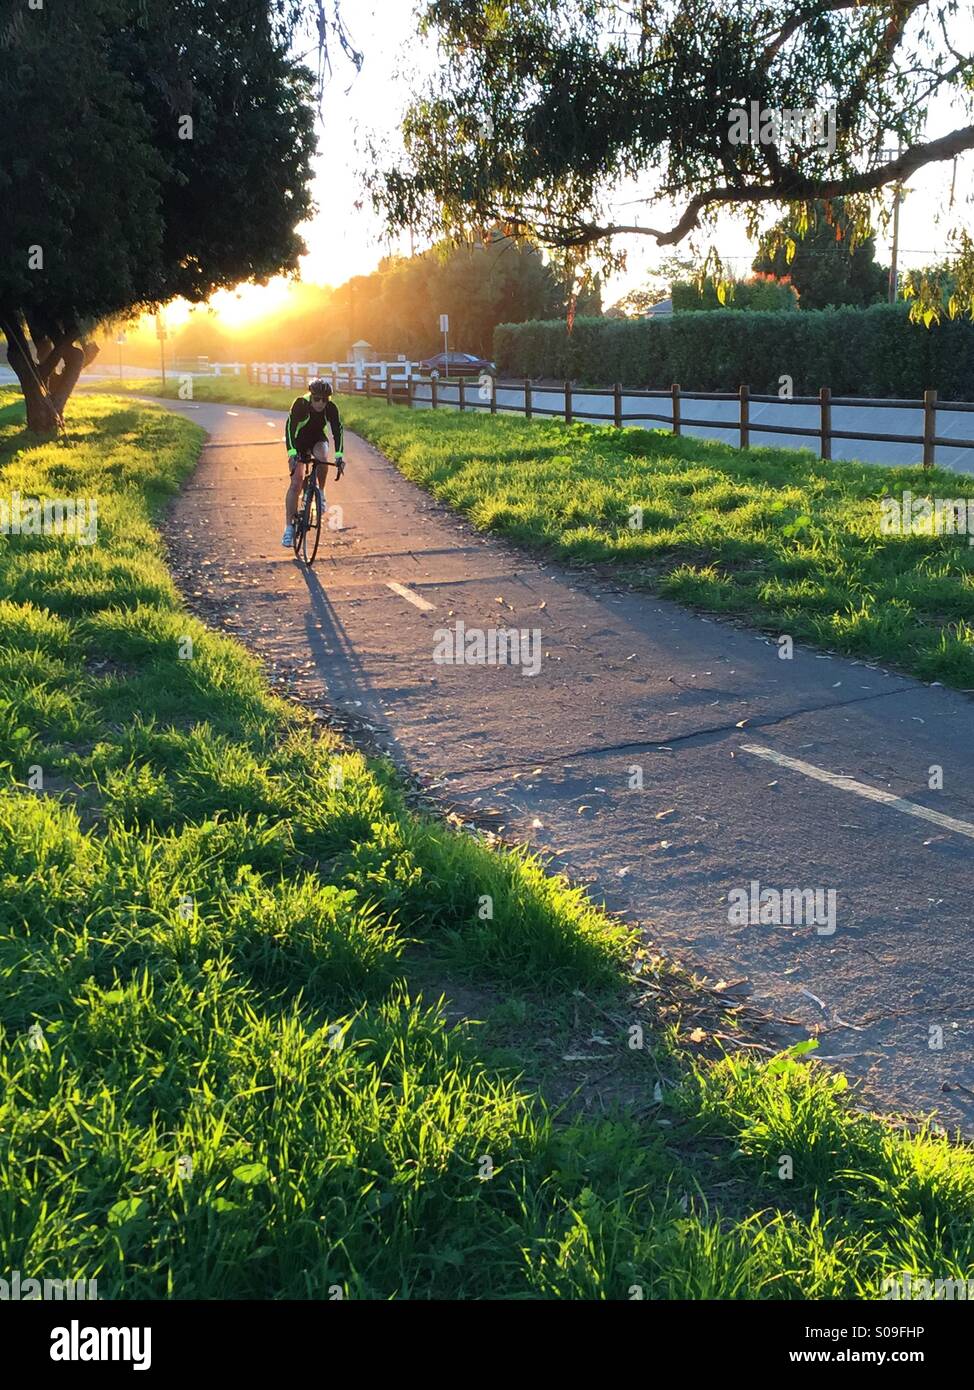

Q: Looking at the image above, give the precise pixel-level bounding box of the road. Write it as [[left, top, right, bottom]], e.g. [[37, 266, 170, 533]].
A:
[[408, 379, 974, 473], [115, 398, 974, 1127]]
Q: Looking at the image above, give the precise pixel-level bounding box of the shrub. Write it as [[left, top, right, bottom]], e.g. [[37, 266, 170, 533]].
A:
[[494, 304, 974, 399]]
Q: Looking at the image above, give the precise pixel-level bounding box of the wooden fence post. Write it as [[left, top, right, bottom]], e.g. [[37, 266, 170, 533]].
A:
[[490, 375, 497, 415], [614, 382, 622, 429], [923, 388, 937, 469], [525, 378, 532, 420], [407, 374, 414, 408], [671, 383, 681, 437], [459, 375, 465, 412], [564, 380, 573, 425], [739, 384, 750, 449], [820, 387, 832, 460], [386, 374, 393, 405]]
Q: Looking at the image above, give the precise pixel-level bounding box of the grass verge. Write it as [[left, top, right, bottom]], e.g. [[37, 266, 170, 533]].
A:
[[4, 383, 967, 1298], [104, 375, 974, 689]]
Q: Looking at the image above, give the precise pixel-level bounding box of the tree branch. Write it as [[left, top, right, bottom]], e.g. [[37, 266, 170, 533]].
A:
[[513, 123, 974, 249]]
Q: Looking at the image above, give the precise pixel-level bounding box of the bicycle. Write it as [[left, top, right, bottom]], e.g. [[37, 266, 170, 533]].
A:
[[292, 455, 341, 564]]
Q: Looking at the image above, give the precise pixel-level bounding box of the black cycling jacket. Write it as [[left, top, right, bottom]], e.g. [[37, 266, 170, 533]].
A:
[[285, 395, 344, 457]]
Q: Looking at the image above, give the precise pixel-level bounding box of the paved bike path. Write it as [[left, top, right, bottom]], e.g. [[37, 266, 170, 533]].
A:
[[156, 397, 974, 1130]]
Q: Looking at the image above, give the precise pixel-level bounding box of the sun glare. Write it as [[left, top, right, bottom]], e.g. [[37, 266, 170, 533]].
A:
[[206, 277, 296, 329]]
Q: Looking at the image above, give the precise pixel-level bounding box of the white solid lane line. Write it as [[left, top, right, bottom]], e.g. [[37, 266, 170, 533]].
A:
[[386, 581, 436, 612], [740, 743, 974, 841]]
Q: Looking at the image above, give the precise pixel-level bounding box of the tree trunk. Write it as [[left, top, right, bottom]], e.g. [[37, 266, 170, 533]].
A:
[[49, 342, 85, 416], [0, 308, 60, 434], [2, 309, 96, 432]]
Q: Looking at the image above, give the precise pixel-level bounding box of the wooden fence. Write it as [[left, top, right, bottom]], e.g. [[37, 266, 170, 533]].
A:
[[247, 364, 974, 469]]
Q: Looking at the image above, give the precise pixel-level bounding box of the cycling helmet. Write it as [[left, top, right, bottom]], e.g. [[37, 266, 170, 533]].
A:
[[309, 378, 332, 400]]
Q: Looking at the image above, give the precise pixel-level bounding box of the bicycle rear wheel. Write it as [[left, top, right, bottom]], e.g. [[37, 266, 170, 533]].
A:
[[301, 485, 323, 564]]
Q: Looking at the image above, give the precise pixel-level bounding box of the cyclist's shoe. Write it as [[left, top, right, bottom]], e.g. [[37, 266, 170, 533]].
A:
[[281, 525, 294, 547]]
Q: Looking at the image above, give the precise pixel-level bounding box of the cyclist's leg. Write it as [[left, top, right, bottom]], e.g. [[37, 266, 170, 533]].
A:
[[310, 440, 329, 494], [285, 453, 305, 528]]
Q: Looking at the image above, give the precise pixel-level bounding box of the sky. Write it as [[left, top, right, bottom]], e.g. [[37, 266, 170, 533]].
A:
[[189, 0, 974, 331]]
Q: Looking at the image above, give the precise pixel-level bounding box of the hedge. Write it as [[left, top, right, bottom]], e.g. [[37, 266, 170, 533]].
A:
[[493, 304, 974, 400]]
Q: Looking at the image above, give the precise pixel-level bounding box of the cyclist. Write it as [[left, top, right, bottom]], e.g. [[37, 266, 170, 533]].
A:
[[282, 378, 344, 546]]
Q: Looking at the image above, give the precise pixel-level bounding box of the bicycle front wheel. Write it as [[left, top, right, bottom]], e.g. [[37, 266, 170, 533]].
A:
[[301, 486, 323, 564]]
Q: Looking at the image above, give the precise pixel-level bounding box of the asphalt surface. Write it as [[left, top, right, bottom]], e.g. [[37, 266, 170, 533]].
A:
[[154, 396, 974, 1130]]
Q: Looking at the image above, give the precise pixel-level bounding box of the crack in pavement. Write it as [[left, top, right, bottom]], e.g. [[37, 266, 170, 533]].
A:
[[435, 682, 918, 781]]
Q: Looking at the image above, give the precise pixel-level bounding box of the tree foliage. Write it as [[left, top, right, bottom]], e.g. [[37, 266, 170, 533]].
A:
[[673, 273, 800, 311], [370, 1, 974, 320], [753, 201, 889, 307], [331, 231, 590, 358], [0, 0, 356, 429]]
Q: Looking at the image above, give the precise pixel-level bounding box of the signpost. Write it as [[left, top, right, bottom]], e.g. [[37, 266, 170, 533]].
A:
[[439, 313, 449, 374], [115, 332, 126, 381], [156, 313, 168, 388]]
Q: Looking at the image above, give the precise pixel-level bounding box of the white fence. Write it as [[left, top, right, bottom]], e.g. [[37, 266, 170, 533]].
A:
[[247, 360, 419, 387]]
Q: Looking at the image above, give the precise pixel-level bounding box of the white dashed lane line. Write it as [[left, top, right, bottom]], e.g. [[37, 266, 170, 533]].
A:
[[385, 582, 436, 612], [740, 743, 974, 841]]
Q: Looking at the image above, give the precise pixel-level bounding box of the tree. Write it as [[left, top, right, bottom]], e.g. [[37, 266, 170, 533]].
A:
[[672, 273, 800, 311], [369, 1, 974, 320], [315, 231, 576, 359], [753, 201, 888, 307], [0, 0, 359, 431]]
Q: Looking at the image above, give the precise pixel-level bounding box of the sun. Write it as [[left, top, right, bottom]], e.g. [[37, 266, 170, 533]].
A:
[[206, 277, 296, 329]]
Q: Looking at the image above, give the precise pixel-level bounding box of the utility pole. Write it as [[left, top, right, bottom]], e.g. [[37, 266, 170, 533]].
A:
[[888, 141, 903, 304]]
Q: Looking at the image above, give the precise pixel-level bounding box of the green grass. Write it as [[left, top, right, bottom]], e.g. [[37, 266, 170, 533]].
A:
[[6, 383, 974, 1299], [106, 375, 974, 688]]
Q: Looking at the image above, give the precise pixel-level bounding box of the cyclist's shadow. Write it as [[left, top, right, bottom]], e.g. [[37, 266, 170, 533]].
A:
[[293, 561, 390, 734]]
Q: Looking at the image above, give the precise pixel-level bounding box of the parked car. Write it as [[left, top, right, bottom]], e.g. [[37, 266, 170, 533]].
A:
[[419, 351, 496, 379]]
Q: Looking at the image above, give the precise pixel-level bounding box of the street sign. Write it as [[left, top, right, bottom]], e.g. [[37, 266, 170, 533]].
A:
[[438, 314, 449, 333]]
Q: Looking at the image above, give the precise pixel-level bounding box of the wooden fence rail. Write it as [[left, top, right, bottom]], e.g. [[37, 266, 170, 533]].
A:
[[247, 364, 974, 469]]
